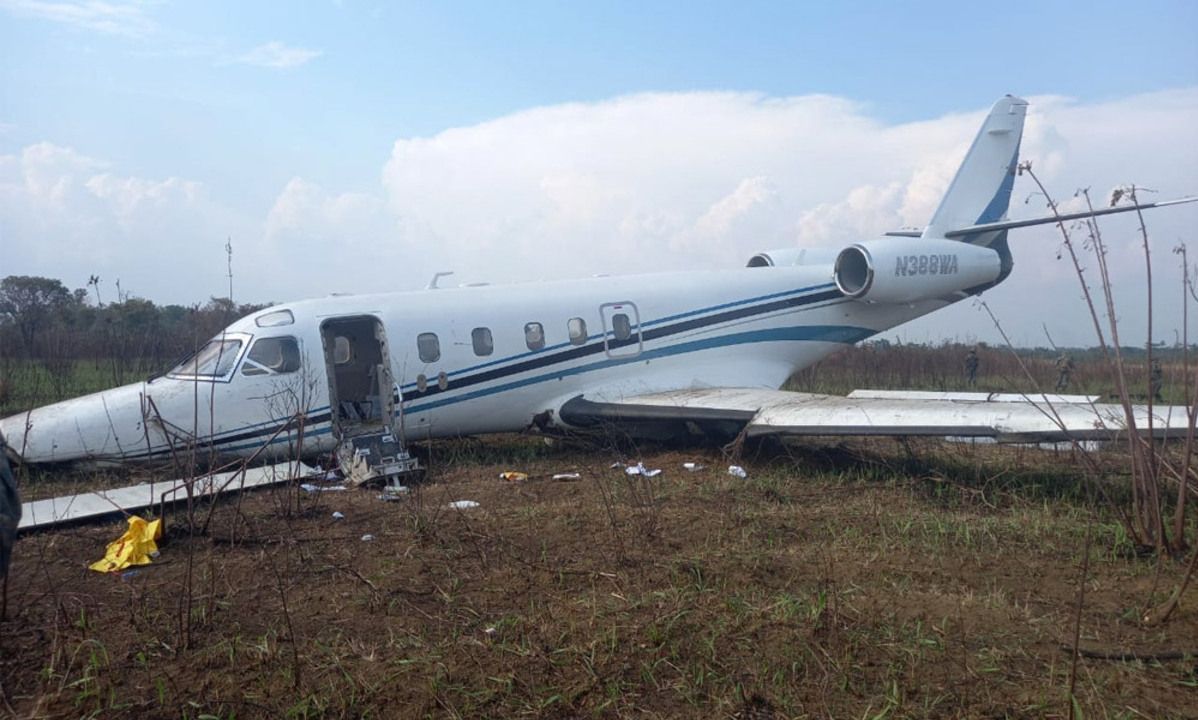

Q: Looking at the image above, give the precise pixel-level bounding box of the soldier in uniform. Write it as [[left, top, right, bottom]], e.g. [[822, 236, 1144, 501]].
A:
[[1055, 353, 1074, 391], [964, 347, 979, 387], [0, 432, 19, 620], [1150, 358, 1164, 401]]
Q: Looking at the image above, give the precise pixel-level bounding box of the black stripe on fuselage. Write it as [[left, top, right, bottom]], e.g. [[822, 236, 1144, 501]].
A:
[[405, 287, 844, 402]]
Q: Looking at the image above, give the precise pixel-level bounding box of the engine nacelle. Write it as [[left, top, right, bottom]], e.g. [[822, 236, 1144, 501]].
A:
[[747, 247, 838, 267], [833, 238, 1002, 303]]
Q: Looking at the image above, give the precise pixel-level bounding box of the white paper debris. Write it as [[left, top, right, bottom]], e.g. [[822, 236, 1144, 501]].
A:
[[552, 472, 581, 480], [683, 462, 705, 472], [300, 483, 348, 493], [448, 500, 480, 509], [624, 462, 662, 478], [331, 511, 345, 520], [727, 465, 747, 478], [360, 534, 375, 542]]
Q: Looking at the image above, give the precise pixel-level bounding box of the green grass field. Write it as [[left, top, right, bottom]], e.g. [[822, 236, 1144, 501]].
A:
[[0, 357, 170, 416]]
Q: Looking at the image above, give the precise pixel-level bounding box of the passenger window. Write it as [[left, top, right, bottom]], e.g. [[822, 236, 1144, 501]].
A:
[[417, 333, 440, 363], [612, 313, 632, 341], [524, 322, 545, 351], [242, 336, 301, 376], [472, 327, 493, 356], [567, 317, 587, 346], [333, 336, 351, 365]]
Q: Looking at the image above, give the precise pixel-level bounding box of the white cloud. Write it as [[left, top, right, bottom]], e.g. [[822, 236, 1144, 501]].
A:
[[0, 143, 250, 299], [3, 89, 1196, 344], [0, 0, 155, 37], [236, 41, 323, 69], [264, 177, 390, 255], [366, 88, 1197, 345]]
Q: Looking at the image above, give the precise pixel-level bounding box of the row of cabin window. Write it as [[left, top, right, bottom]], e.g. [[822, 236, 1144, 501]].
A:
[[415, 313, 633, 364]]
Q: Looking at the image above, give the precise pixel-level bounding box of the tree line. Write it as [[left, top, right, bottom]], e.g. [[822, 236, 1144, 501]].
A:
[[0, 274, 268, 374]]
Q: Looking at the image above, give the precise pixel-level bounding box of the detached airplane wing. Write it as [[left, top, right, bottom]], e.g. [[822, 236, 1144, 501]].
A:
[[559, 389, 1194, 443]]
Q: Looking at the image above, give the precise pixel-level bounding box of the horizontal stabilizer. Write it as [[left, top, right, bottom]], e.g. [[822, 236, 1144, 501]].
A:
[[944, 196, 1198, 239]]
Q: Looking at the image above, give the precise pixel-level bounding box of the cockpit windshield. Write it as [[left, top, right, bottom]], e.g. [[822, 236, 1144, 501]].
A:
[[168, 337, 244, 379]]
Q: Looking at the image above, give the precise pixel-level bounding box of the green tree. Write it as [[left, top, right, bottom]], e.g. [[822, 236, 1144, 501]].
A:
[[0, 275, 74, 353]]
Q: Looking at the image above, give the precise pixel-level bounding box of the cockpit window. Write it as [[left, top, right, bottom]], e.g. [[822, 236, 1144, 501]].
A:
[[168, 337, 244, 379], [255, 309, 294, 327], [241, 336, 302, 376]]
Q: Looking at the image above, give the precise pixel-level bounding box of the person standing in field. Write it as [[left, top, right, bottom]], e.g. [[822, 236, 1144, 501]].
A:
[[964, 347, 979, 387], [1055, 353, 1074, 391], [1150, 358, 1164, 401], [0, 432, 18, 620]]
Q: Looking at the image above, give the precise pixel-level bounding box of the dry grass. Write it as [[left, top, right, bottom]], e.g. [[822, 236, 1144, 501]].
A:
[[2, 436, 1195, 718]]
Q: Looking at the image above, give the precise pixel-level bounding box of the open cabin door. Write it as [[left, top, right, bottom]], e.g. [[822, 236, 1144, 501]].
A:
[[319, 315, 420, 485]]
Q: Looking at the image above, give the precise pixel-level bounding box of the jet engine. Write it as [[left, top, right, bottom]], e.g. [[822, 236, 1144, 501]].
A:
[[832, 238, 1002, 304], [746, 248, 837, 267]]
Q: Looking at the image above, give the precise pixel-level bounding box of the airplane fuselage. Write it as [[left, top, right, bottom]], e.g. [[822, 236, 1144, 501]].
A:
[[0, 264, 948, 465]]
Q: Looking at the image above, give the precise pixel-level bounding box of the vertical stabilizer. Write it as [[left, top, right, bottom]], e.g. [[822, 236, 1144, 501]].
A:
[[922, 96, 1028, 241]]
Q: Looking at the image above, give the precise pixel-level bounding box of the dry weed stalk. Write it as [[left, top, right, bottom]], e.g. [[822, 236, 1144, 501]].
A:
[[1020, 164, 1194, 557], [1007, 166, 1197, 717]]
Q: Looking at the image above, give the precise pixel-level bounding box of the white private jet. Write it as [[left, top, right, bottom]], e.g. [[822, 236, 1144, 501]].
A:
[[2, 96, 1195, 476]]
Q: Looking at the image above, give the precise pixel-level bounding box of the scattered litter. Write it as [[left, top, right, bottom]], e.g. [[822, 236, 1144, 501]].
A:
[[498, 471, 528, 482], [625, 463, 661, 478], [609, 461, 625, 469], [682, 462, 705, 472], [90, 516, 163, 573], [483, 626, 497, 636], [300, 483, 348, 493], [331, 511, 345, 520], [360, 534, 375, 542], [727, 465, 747, 478], [119, 569, 142, 581], [552, 472, 581, 481], [448, 500, 480, 509]]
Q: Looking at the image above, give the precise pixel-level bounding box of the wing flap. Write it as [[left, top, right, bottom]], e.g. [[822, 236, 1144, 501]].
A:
[[561, 388, 1193, 443]]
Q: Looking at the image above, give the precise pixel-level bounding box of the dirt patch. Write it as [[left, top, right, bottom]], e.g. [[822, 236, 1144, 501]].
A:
[[3, 439, 1196, 718]]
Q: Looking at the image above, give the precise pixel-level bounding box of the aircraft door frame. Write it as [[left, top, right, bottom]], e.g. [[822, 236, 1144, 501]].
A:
[[319, 315, 398, 441], [600, 301, 643, 359]]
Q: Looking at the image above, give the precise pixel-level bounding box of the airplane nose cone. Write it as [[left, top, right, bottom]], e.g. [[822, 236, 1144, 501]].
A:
[[0, 383, 149, 465]]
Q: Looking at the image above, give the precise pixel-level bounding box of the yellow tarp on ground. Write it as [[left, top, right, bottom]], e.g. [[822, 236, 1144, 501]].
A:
[[89, 516, 163, 573]]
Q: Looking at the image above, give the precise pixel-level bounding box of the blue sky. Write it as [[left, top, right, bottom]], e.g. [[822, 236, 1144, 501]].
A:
[[1, 0, 1196, 344], [5, 1, 1196, 187]]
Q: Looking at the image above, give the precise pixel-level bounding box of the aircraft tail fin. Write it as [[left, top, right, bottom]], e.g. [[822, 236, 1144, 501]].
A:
[[922, 96, 1028, 243]]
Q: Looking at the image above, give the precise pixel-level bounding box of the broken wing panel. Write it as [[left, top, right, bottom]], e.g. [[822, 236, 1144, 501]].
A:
[[561, 388, 1194, 442]]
